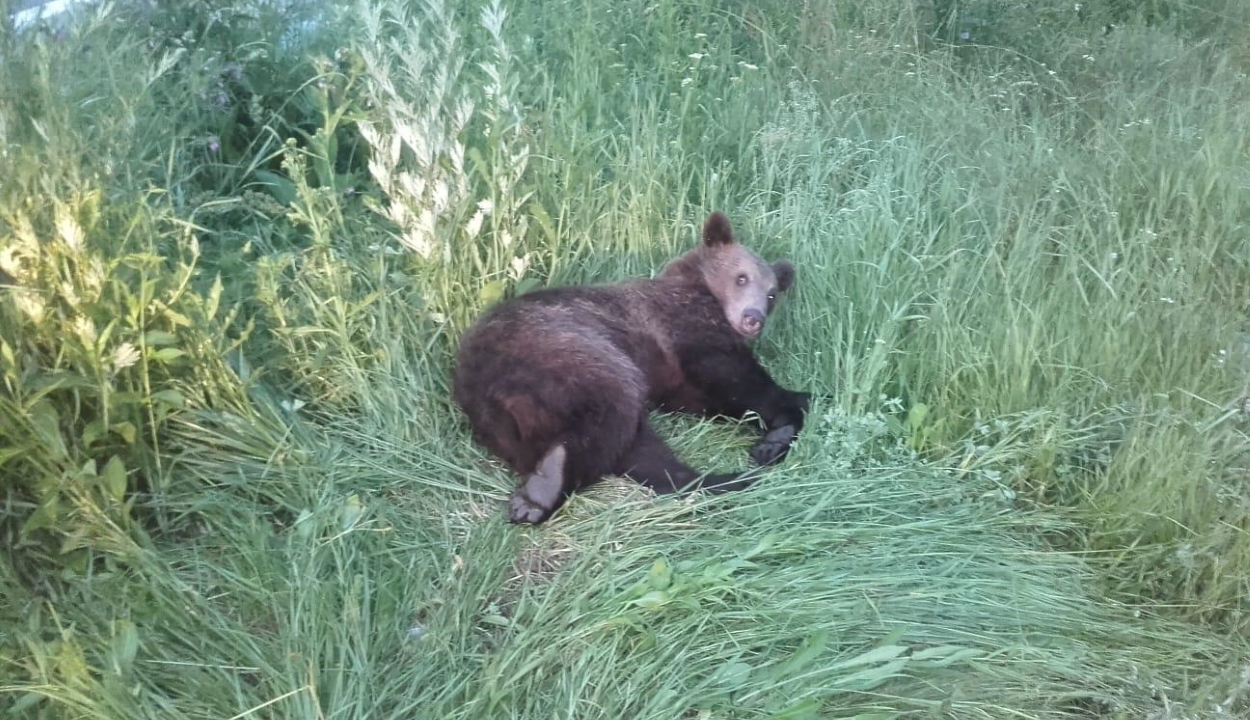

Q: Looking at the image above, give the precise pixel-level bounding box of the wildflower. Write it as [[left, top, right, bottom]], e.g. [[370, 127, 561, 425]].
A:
[[113, 343, 140, 372], [14, 292, 44, 322], [681, 77, 694, 87], [55, 206, 84, 251], [207, 135, 221, 154], [509, 254, 530, 281], [72, 316, 97, 347], [0, 247, 24, 280], [464, 208, 486, 239]]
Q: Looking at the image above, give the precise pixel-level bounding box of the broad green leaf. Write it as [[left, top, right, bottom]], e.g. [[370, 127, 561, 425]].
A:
[[112, 619, 138, 674], [911, 645, 982, 667], [831, 657, 910, 691], [22, 495, 60, 535], [908, 403, 929, 431], [772, 630, 829, 679], [143, 330, 178, 346], [742, 533, 778, 559], [8, 693, 42, 714], [514, 277, 541, 296], [710, 660, 752, 688], [294, 508, 315, 543], [149, 347, 186, 363], [479, 280, 506, 307], [628, 590, 671, 609], [150, 389, 185, 408], [82, 418, 107, 449], [340, 494, 363, 530], [163, 308, 192, 327], [647, 557, 672, 591], [101, 456, 127, 502], [111, 422, 137, 445], [29, 399, 68, 461], [254, 169, 298, 205], [829, 644, 908, 671]]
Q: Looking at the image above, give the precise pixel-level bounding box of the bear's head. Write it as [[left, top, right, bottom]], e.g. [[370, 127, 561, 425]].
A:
[[663, 212, 795, 339]]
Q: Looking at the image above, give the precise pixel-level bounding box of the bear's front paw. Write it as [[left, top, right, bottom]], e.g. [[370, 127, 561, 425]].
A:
[[750, 424, 797, 466], [507, 492, 553, 524]]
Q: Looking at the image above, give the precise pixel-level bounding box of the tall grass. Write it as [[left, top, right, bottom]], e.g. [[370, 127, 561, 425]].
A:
[[2, 0, 1249, 718]]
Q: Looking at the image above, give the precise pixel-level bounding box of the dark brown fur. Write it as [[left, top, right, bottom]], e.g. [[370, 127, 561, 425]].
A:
[[453, 212, 809, 523]]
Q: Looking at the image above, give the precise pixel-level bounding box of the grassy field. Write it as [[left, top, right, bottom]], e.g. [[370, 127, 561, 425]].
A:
[[2, 0, 1249, 718]]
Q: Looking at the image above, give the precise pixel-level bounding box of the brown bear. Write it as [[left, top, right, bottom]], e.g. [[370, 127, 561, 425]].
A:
[[452, 212, 809, 524]]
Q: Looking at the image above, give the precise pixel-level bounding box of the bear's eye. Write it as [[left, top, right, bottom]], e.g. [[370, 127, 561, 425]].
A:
[[736, 273, 749, 286]]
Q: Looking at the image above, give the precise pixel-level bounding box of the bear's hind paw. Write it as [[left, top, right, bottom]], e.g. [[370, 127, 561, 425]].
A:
[[507, 492, 553, 524]]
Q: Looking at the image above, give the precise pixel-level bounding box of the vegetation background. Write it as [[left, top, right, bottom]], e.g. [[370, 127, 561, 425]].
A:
[[1, 0, 1247, 718]]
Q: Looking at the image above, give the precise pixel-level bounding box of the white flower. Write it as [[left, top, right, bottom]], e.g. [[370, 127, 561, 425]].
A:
[[72, 316, 97, 347], [14, 291, 44, 322], [113, 342, 140, 371], [55, 206, 85, 252], [0, 247, 22, 279], [464, 210, 485, 239], [509, 254, 530, 281]]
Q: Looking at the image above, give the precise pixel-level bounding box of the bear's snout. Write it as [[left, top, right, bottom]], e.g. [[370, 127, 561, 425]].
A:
[[741, 309, 765, 337]]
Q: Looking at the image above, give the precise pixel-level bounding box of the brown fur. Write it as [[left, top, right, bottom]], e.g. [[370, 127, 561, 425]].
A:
[[453, 212, 809, 524]]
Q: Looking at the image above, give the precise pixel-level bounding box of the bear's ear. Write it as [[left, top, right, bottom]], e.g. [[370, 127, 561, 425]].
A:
[[702, 212, 735, 247], [773, 260, 795, 292]]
